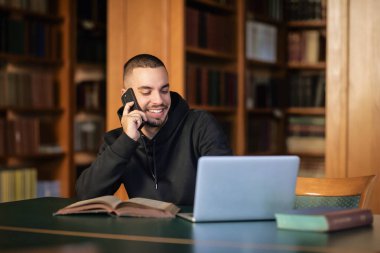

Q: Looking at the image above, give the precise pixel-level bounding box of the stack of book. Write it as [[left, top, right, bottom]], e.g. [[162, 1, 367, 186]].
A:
[[286, 116, 325, 155], [288, 72, 325, 107]]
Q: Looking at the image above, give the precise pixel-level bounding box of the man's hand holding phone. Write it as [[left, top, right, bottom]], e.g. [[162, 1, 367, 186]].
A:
[[121, 89, 147, 141]]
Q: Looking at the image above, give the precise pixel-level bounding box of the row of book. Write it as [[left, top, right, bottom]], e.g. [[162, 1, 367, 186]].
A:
[[0, 0, 57, 14], [288, 30, 326, 64], [246, 21, 278, 63], [0, 70, 56, 109], [287, 0, 327, 21], [0, 15, 61, 59], [74, 115, 104, 152], [288, 72, 325, 107], [0, 167, 61, 202], [286, 116, 325, 154], [77, 27, 106, 63], [186, 7, 235, 53], [186, 64, 237, 107], [76, 81, 105, 111], [3, 117, 62, 156], [246, 117, 279, 153], [246, 0, 283, 21], [246, 70, 283, 109]]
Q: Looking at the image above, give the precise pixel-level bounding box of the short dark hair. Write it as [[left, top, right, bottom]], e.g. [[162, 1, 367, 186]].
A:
[[123, 54, 166, 82]]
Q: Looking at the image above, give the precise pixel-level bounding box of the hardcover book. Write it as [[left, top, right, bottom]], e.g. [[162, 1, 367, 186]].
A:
[[275, 208, 373, 232], [53, 195, 180, 218]]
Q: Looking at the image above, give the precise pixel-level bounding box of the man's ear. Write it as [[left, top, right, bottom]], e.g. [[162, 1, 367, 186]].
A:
[[121, 88, 126, 95]]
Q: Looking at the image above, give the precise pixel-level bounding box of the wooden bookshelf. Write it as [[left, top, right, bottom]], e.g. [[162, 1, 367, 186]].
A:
[[0, 0, 74, 201], [73, 0, 106, 172]]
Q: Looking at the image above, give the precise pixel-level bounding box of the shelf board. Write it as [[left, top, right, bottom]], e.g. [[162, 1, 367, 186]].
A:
[[186, 46, 236, 61], [247, 14, 283, 26], [0, 6, 63, 23], [287, 62, 326, 70], [247, 59, 283, 68], [287, 20, 326, 28], [0, 107, 64, 114], [190, 104, 236, 113], [7, 152, 65, 159], [187, 0, 236, 13], [75, 151, 97, 166], [286, 107, 325, 115], [0, 53, 63, 66]]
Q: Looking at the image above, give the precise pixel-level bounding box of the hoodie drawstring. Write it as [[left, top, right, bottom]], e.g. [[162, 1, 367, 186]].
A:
[[140, 135, 158, 190]]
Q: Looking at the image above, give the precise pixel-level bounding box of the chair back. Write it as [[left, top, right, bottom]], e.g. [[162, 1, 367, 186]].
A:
[[295, 175, 376, 209]]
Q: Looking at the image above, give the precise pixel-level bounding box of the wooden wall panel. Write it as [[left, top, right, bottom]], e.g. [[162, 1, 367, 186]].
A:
[[107, 0, 184, 131], [348, 0, 380, 212], [325, 0, 349, 178]]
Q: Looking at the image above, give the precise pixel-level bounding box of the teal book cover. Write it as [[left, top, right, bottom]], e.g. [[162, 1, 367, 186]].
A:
[[275, 207, 373, 232]]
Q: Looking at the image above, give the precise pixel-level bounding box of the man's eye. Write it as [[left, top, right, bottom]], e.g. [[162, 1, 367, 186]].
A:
[[161, 89, 169, 94]]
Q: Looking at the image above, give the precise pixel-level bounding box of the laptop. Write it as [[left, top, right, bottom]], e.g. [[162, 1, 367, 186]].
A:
[[177, 156, 300, 222]]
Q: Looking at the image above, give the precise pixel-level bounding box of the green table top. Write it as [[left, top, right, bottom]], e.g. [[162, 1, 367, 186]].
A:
[[0, 197, 379, 253]]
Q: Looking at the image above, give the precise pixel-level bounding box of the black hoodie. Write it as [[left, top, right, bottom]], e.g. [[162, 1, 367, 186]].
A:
[[76, 92, 232, 205]]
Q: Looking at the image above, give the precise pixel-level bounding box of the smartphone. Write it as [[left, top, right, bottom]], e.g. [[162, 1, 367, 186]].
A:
[[122, 88, 143, 110], [121, 88, 145, 129]]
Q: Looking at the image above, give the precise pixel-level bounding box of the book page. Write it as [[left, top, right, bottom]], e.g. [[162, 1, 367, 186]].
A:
[[120, 198, 174, 211], [64, 195, 122, 210]]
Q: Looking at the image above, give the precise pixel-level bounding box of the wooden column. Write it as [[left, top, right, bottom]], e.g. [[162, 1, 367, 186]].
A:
[[107, 0, 184, 131]]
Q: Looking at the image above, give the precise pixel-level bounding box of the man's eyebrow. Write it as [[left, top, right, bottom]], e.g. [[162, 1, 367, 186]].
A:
[[137, 83, 170, 90]]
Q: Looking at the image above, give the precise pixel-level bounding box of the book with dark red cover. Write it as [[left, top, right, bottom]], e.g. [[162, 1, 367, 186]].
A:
[[275, 208, 373, 232]]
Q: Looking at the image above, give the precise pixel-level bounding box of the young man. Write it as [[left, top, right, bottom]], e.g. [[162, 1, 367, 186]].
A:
[[76, 54, 232, 205]]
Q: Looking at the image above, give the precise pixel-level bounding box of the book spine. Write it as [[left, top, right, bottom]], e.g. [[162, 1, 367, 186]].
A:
[[326, 209, 373, 231]]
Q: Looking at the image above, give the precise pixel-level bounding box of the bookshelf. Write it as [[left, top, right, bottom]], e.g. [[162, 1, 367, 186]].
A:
[[0, 0, 74, 202], [244, 0, 286, 156], [185, 0, 239, 151], [284, 0, 327, 175], [73, 0, 106, 177]]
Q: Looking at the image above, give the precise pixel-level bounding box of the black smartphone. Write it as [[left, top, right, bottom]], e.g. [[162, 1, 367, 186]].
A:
[[121, 88, 145, 129], [122, 88, 143, 111]]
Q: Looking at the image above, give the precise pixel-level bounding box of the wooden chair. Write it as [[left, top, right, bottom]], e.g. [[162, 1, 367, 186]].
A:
[[295, 175, 376, 209]]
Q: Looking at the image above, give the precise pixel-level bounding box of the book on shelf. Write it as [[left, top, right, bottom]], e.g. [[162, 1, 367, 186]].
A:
[[286, 116, 325, 154], [245, 69, 283, 109], [246, 20, 277, 63], [0, 167, 37, 202], [287, 0, 326, 21], [247, 117, 278, 153], [0, 69, 56, 109], [54, 195, 180, 218], [288, 72, 325, 107], [287, 30, 325, 64], [186, 64, 237, 107], [275, 207, 373, 232], [185, 6, 235, 53]]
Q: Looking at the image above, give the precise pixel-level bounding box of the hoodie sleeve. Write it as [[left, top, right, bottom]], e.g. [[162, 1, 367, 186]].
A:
[[75, 132, 139, 200], [194, 111, 233, 156]]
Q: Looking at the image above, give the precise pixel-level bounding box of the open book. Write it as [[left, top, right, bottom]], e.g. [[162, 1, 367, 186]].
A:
[[53, 195, 180, 218]]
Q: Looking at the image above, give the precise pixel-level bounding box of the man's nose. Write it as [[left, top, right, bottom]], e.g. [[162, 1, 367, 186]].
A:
[[151, 91, 164, 104]]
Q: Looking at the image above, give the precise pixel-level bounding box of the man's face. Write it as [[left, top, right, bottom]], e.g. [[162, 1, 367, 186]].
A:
[[125, 67, 171, 128]]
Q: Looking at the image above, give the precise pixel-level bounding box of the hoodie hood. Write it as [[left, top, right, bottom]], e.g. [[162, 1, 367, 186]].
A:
[[116, 91, 190, 143]]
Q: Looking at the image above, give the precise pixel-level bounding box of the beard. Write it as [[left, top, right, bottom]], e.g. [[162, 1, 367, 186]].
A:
[[145, 114, 168, 128]]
